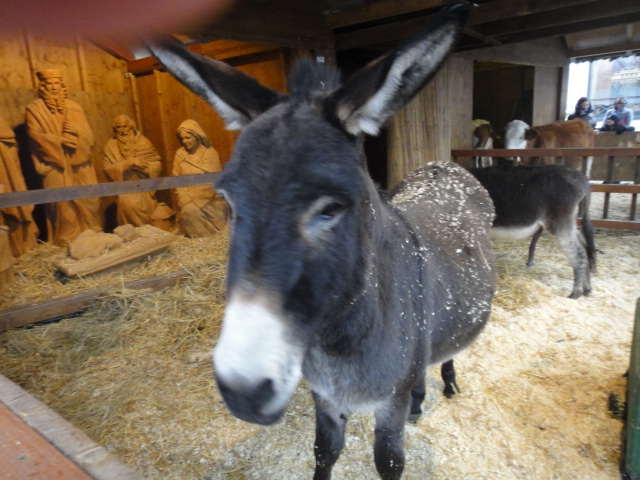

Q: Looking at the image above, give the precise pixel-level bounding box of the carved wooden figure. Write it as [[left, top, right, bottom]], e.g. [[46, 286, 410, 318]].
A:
[[0, 184, 16, 292], [0, 113, 38, 256], [103, 114, 163, 226], [173, 119, 227, 237], [26, 69, 101, 245]]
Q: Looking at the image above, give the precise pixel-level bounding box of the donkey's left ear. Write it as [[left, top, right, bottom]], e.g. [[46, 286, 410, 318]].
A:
[[326, 2, 469, 137], [146, 37, 287, 130]]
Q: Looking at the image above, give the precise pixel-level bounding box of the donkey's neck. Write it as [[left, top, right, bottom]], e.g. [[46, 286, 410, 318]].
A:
[[315, 185, 424, 356]]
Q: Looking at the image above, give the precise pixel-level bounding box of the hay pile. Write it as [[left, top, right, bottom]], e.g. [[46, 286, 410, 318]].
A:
[[0, 226, 638, 480]]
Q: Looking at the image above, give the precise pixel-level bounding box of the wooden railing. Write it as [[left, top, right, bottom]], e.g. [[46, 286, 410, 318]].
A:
[[0, 172, 221, 209], [451, 147, 640, 231]]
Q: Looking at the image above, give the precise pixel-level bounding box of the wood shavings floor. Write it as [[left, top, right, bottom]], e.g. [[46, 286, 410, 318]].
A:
[[0, 224, 638, 479]]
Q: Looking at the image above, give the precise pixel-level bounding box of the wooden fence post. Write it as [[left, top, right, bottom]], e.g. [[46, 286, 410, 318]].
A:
[[625, 298, 640, 479]]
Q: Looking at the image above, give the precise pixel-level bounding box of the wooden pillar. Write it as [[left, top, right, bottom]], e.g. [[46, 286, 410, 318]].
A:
[[532, 66, 563, 125], [386, 56, 472, 189], [624, 298, 640, 479]]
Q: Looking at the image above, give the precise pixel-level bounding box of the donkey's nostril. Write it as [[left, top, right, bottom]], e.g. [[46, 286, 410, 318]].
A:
[[254, 378, 275, 404], [216, 376, 279, 425]]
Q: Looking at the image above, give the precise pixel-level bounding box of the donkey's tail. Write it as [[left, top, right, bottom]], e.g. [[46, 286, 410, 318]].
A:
[[579, 191, 597, 272]]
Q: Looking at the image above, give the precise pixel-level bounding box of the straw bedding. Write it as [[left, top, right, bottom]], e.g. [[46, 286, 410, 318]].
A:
[[0, 215, 638, 479]]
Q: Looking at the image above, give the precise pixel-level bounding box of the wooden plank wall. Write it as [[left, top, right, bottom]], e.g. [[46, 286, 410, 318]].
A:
[[387, 56, 473, 189], [133, 48, 288, 179], [0, 33, 290, 219], [473, 64, 534, 136], [592, 131, 640, 181], [0, 33, 136, 184], [531, 66, 562, 126]]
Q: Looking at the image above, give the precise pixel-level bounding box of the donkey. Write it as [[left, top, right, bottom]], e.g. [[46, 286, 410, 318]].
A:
[[148, 4, 496, 479], [470, 164, 596, 299]]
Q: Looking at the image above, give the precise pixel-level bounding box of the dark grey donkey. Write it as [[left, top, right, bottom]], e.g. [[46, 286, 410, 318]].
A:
[[148, 3, 496, 479], [470, 164, 596, 299]]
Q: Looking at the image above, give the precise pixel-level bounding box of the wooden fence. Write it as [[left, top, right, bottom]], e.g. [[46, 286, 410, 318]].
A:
[[451, 147, 640, 231], [2, 147, 640, 230]]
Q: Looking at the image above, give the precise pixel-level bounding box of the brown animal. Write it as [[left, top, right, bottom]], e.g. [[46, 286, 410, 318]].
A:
[[472, 120, 494, 168], [522, 119, 595, 176]]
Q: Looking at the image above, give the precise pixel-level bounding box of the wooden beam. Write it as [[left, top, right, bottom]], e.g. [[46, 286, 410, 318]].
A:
[[624, 299, 640, 477], [335, 16, 427, 51], [325, 0, 447, 29], [479, 0, 640, 38], [89, 36, 137, 62], [192, 0, 332, 52], [451, 148, 640, 158], [0, 172, 220, 209], [128, 40, 281, 75], [569, 40, 640, 60], [0, 374, 145, 480], [591, 184, 640, 194], [331, 0, 601, 50], [467, 0, 600, 26], [0, 270, 190, 331], [590, 219, 640, 230], [496, 13, 640, 44], [0, 401, 94, 480]]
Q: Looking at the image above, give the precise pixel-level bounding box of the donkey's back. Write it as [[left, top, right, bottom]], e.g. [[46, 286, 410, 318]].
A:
[[391, 162, 495, 363]]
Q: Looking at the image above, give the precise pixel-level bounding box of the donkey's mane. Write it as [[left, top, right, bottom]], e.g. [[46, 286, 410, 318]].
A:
[[287, 57, 341, 102]]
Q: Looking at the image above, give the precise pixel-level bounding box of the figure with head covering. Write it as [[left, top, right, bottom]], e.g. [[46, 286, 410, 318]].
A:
[[173, 119, 226, 237], [0, 113, 38, 256], [103, 114, 163, 226], [599, 112, 636, 135], [566, 97, 596, 128], [602, 96, 635, 130], [25, 69, 101, 245]]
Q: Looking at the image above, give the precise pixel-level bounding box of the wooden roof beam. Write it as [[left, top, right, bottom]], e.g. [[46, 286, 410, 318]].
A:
[[325, 0, 448, 29], [127, 40, 280, 75], [479, 0, 639, 38], [569, 41, 640, 61], [191, 0, 332, 53], [326, 0, 599, 31], [495, 12, 640, 45], [467, 0, 600, 26]]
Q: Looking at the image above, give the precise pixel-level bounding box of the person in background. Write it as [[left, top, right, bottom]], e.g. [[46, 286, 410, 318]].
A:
[[599, 112, 636, 135], [567, 97, 596, 128], [602, 96, 634, 130]]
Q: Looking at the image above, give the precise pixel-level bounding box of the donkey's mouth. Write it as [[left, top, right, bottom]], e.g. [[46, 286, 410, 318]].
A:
[[216, 376, 288, 425], [212, 290, 304, 425]]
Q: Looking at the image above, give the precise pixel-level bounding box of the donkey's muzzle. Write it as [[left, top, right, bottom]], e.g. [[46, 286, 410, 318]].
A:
[[216, 376, 283, 425]]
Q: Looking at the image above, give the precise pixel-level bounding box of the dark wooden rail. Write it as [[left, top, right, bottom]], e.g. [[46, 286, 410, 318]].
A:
[[0, 172, 220, 209], [451, 147, 640, 158], [452, 147, 640, 231]]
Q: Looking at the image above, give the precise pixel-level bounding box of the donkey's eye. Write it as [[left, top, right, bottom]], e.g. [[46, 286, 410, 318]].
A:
[[319, 202, 345, 219], [302, 197, 348, 240]]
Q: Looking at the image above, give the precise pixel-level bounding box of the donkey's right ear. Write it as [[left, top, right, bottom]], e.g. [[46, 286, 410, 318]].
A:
[[145, 37, 287, 130]]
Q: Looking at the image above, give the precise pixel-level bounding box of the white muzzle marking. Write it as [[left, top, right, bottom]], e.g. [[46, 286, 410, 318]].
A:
[[213, 292, 303, 416]]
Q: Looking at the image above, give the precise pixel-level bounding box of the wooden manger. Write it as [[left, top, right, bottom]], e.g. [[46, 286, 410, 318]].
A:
[[55, 225, 177, 278]]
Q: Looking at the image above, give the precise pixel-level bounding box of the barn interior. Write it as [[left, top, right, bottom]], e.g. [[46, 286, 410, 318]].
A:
[[0, 0, 640, 479]]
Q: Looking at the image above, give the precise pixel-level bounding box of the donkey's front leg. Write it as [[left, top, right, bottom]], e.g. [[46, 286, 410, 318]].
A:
[[374, 392, 411, 480], [312, 392, 348, 480]]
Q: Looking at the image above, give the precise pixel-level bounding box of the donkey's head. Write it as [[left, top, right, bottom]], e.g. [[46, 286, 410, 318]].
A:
[[148, 2, 469, 425]]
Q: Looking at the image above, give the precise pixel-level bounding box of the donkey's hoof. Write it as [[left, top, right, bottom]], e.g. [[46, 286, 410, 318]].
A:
[[407, 412, 422, 424], [443, 382, 460, 399]]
